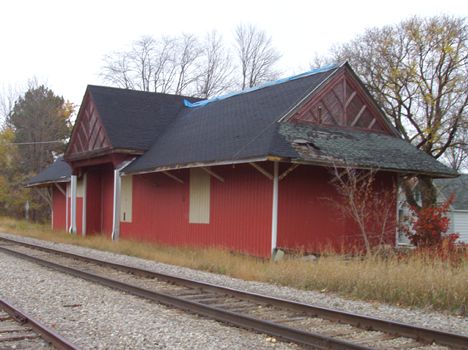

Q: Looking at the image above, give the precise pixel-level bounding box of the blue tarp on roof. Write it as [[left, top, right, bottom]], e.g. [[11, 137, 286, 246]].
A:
[[183, 64, 339, 109]]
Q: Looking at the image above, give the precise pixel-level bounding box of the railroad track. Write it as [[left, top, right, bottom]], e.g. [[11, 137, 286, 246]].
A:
[[0, 236, 466, 350], [0, 296, 79, 349]]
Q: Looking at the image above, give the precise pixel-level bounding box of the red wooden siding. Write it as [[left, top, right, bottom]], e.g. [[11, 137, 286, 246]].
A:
[[277, 165, 396, 252], [288, 68, 395, 135], [52, 185, 67, 230], [84, 164, 114, 235], [120, 163, 273, 257], [50, 161, 397, 256]]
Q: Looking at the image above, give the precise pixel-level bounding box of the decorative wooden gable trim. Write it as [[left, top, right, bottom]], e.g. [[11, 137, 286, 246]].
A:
[[65, 92, 112, 160], [284, 66, 397, 135]]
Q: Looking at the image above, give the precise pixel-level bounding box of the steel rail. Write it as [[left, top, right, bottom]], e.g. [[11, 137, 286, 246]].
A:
[[0, 244, 370, 350], [0, 236, 467, 349], [0, 297, 80, 350]]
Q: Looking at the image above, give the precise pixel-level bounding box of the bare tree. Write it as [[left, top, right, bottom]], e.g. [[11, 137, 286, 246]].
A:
[[152, 36, 178, 93], [330, 16, 468, 209], [101, 34, 204, 96], [196, 31, 234, 98], [0, 84, 21, 125], [173, 34, 202, 95], [130, 36, 157, 92], [329, 166, 397, 254], [101, 51, 135, 89], [235, 23, 281, 89]]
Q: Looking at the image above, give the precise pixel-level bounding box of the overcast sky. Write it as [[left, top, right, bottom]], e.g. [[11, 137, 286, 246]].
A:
[[1, 0, 467, 106]]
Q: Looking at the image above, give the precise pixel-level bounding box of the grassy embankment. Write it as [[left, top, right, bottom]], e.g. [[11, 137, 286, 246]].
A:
[[0, 216, 466, 314]]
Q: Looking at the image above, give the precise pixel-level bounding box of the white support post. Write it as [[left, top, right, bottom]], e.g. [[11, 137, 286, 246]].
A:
[[82, 173, 87, 237], [65, 183, 69, 232], [69, 175, 77, 234], [271, 162, 279, 256], [112, 160, 134, 241], [112, 168, 122, 241]]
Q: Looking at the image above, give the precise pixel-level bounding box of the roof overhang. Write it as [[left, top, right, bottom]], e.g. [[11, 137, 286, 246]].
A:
[[289, 158, 458, 179], [25, 178, 70, 188], [123, 154, 456, 179], [123, 156, 271, 176], [64, 147, 144, 162]]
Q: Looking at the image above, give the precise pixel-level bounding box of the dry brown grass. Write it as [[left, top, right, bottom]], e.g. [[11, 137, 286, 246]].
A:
[[1, 216, 466, 314]]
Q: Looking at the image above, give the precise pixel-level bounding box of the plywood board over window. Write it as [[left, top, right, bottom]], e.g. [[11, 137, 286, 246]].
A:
[[68, 178, 84, 198], [120, 175, 133, 223], [189, 168, 210, 224]]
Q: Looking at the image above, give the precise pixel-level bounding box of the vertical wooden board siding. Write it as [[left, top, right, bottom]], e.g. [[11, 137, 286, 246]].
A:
[[277, 165, 345, 252], [85, 168, 103, 234], [120, 175, 133, 223], [52, 185, 67, 231], [100, 167, 114, 235], [277, 165, 396, 253], [120, 163, 273, 257], [189, 168, 210, 224]]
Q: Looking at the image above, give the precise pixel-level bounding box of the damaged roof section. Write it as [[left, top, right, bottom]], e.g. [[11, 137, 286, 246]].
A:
[[279, 123, 457, 177]]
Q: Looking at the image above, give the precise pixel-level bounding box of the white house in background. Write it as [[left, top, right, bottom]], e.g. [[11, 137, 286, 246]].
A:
[[434, 174, 468, 243], [397, 175, 468, 245]]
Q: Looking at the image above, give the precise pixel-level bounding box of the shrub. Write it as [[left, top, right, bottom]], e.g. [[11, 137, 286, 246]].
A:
[[403, 194, 456, 248]]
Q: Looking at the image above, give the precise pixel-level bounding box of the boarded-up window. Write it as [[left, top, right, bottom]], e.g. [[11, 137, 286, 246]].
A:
[[189, 168, 210, 224], [120, 175, 133, 223], [68, 178, 84, 198], [76, 178, 84, 198]]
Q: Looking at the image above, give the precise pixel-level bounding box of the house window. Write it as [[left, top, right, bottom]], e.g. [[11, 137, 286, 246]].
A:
[[120, 175, 133, 223], [189, 168, 210, 224]]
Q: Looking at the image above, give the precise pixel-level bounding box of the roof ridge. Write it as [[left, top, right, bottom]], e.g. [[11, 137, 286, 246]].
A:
[[87, 84, 202, 101], [183, 64, 340, 109]]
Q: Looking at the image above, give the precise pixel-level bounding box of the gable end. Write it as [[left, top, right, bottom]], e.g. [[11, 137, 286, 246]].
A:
[[65, 91, 112, 160], [283, 65, 398, 136]]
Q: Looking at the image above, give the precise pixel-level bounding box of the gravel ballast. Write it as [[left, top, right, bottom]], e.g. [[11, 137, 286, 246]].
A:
[[0, 251, 297, 349], [0, 232, 466, 344]]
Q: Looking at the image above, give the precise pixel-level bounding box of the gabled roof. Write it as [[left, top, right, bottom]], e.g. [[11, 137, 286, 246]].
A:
[[26, 157, 71, 187], [87, 85, 202, 151], [124, 66, 338, 174], [30, 63, 457, 185], [435, 175, 468, 209]]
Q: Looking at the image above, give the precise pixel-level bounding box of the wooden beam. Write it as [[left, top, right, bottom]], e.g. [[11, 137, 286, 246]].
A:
[[320, 100, 339, 125], [344, 91, 357, 109], [54, 183, 66, 196], [367, 118, 377, 129], [249, 162, 273, 180], [351, 105, 367, 127], [162, 171, 184, 184], [279, 164, 299, 181], [201, 167, 224, 182]]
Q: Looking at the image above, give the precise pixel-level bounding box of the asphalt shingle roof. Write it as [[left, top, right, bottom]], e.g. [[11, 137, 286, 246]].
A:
[[29, 64, 457, 185], [278, 123, 457, 177], [88, 85, 201, 151], [123, 68, 336, 173], [26, 157, 71, 186], [435, 175, 468, 209]]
